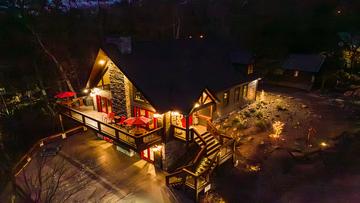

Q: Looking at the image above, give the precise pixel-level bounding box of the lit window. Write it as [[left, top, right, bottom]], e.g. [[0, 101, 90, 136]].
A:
[[223, 91, 229, 106], [234, 87, 240, 102], [247, 65, 254, 74], [242, 85, 248, 98], [294, 70, 299, 77], [134, 89, 149, 103]]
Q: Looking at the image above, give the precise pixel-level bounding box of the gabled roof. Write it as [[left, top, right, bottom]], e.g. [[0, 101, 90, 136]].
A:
[[230, 51, 253, 64], [282, 54, 326, 73], [92, 40, 257, 114]]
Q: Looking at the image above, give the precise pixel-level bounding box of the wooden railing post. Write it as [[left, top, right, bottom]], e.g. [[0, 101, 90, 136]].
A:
[[194, 176, 198, 201], [135, 137, 143, 150], [97, 121, 101, 132], [115, 129, 119, 140]]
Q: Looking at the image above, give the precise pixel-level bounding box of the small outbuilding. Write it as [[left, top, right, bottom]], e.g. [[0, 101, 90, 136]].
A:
[[279, 54, 326, 90]]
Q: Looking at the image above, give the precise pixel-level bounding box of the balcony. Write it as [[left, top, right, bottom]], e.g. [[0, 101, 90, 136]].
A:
[[58, 105, 163, 151]]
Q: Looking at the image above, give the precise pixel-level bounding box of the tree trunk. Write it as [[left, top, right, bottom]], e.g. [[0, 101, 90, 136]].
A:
[[26, 25, 76, 96]]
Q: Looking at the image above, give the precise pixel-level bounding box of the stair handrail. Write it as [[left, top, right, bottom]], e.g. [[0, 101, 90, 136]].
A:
[[190, 129, 208, 167], [191, 128, 207, 147], [166, 129, 208, 184], [166, 168, 186, 186], [207, 120, 233, 144]]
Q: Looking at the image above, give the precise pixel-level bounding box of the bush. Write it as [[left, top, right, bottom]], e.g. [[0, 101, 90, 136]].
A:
[[232, 118, 247, 130], [276, 104, 287, 111], [255, 111, 263, 118], [243, 111, 251, 117], [232, 118, 240, 126], [237, 121, 248, 130], [255, 119, 269, 131]]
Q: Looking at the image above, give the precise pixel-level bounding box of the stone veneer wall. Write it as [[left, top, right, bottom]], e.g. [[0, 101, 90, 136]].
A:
[[124, 77, 132, 117], [109, 63, 130, 117]]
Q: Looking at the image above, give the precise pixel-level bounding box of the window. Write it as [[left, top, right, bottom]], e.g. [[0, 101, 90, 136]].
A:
[[294, 70, 299, 77], [134, 89, 149, 103], [223, 91, 229, 106], [234, 87, 240, 102], [242, 85, 248, 98], [311, 75, 315, 82], [247, 65, 254, 74]]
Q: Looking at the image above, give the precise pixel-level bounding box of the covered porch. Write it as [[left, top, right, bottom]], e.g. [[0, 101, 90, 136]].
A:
[[171, 89, 218, 141]]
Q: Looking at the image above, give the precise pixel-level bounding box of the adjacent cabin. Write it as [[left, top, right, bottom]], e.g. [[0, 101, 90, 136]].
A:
[[279, 54, 326, 90], [60, 38, 260, 200]]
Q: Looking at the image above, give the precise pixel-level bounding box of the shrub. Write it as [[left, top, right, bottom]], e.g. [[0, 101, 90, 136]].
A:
[[243, 111, 251, 117], [255, 111, 263, 118], [232, 118, 247, 130], [256, 102, 262, 109], [249, 108, 256, 113], [276, 104, 287, 111], [237, 121, 248, 130], [255, 119, 269, 131], [232, 118, 240, 126]]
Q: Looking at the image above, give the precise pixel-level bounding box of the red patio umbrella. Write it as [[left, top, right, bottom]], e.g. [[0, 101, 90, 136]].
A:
[[124, 116, 151, 126], [54, 91, 76, 99]]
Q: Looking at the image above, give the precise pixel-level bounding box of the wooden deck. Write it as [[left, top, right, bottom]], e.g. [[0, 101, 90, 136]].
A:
[[59, 105, 163, 152]]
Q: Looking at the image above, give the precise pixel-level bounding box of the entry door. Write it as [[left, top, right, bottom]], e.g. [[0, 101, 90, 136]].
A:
[[96, 96, 112, 114], [141, 148, 154, 163]]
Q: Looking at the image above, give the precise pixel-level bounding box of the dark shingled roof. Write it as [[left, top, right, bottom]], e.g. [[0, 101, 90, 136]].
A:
[[230, 51, 253, 64], [101, 40, 257, 114], [282, 54, 325, 73]]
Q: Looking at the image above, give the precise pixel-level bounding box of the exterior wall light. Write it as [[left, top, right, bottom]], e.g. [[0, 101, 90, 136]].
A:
[[152, 145, 162, 152], [153, 113, 163, 118], [98, 59, 106, 66], [194, 103, 200, 108], [83, 89, 89, 93], [171, 111, 180, 116]]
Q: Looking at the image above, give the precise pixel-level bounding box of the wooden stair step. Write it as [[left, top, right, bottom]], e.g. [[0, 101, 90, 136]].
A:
[[207, 146, 220, 156]]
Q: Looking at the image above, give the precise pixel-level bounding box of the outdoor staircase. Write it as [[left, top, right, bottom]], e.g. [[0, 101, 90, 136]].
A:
[[166, 125, 228, 201], [194, 132, 221, 158]]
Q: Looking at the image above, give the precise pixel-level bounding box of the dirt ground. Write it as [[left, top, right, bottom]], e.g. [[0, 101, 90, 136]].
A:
[[214, 85, 359, 163], [208, 85, 360, 203]]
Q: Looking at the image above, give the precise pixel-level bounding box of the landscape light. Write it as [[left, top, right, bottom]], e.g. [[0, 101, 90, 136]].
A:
[[320, 142, 328, 147]]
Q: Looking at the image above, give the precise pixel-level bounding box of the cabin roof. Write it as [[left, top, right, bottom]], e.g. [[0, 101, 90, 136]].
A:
[[91, 40, 257, 114], [282, 54, 325, 73]]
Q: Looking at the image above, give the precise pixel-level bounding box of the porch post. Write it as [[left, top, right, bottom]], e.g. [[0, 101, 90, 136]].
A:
[[185, 115, 190, 146], [59, 114, 64, 132]]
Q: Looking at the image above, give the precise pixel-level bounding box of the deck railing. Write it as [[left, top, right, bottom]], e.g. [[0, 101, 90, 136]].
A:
[[172, 125, 187, 141], [59, 105, 163, 151]]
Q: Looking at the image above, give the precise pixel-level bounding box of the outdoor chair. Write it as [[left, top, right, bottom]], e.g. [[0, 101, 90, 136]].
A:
[[103, 112, 115, 124], [117, 115, 127, 126]]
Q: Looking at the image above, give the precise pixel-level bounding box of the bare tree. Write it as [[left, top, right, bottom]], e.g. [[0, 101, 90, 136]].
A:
[[26, 25, 76, 95], [20, 155, 91, 202]]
